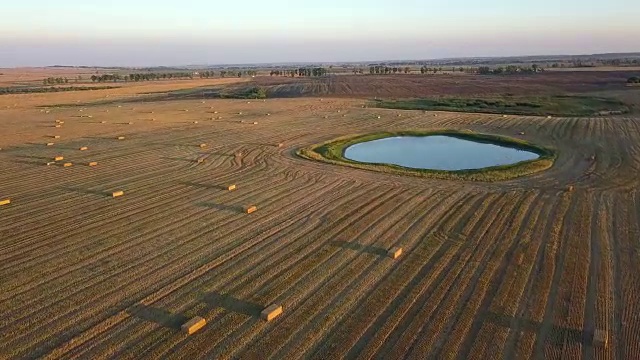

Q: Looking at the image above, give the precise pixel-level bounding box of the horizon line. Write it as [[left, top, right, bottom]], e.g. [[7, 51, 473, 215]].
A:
[[4, 51, 639, 70]]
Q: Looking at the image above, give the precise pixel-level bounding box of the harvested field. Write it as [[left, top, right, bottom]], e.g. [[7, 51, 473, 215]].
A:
[[0, 83, 639, 359]]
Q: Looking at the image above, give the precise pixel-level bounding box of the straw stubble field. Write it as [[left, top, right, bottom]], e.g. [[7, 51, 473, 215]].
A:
[[0, 83, 639, 359]]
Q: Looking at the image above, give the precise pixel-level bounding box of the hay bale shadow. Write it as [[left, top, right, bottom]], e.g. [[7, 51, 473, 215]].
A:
[[484, 311, 593, 346], [84, 136, 127, 141], [127, 304, 187, 330], [12, 160, 45, 166], [330, 240, 388, 257], [196, 202, 243, 213], [202, 291, 262, 317], [60, 186, 113, 197], [160, 157, 199, 163], [180, 181, 227, 191], [14, 155, 53, 160]]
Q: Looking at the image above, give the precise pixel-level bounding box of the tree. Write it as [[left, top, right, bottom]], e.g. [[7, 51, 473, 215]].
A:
[[478, 66, 491, 75], [90, 75, 98, 82], [505, 65, 519, 74]]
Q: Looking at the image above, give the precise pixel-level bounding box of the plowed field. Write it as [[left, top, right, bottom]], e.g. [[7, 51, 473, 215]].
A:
[[255, 71, 638, 98]]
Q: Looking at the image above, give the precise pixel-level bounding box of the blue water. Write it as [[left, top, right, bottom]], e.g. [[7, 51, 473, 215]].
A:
[[344, 135, 539, 171]]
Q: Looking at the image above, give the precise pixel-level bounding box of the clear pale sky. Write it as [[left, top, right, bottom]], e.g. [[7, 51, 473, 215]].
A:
[[1, 0, 638, 67]]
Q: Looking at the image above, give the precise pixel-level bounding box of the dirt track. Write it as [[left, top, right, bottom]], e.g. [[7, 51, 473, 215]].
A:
[[1, 90, 639, 359]]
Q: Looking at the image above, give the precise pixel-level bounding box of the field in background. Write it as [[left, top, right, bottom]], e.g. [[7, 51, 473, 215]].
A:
[[371, 96, 629, 117], [252, 71, 638, 98], [76, 70, 640, 117], [0, 67, 104, 86], [1, 70, 639, 359]]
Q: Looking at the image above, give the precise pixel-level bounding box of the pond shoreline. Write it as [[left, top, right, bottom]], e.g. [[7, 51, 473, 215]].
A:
[[297, 130, 557, 182]]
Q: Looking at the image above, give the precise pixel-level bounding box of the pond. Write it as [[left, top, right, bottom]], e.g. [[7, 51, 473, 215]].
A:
[[343, 135, 540, 171]]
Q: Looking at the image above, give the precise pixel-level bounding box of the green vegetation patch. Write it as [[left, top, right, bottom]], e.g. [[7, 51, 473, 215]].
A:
[[371, 95, 629, 117], [215, 86, 267, 99], [297, 130, 556, 182], [163, 85, 268, 99]]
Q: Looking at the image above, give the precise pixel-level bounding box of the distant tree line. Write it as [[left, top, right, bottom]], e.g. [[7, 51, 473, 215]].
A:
[[219, 70, 258, 77], [477, 64, 543, 75], [419, 66, 451, 74], [198, 71, 216, 78], [599, 59, 639, 66], [88, 70, 263, 83], [1, 86, 118, 95], [365, 66, 470, 75], [628, 76, 640, 84], [91, 74, 123, 82], [43, 77, 70, 85], [269, 68, 329, 77], [90, 72, 197, 83], [369, 66, 411, 74], [551, 59, 640, 68]]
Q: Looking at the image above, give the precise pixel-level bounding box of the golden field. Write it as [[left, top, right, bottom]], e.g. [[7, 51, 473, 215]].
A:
[[0, 74, 639, 359]]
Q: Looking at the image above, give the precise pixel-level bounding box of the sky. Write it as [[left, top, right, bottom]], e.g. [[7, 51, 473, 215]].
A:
[[1, 0, 639, 67]]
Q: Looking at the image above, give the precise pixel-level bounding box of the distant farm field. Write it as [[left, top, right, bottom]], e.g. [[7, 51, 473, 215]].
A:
[[252, 71, 638, 98], [0, 72, 639, 359]]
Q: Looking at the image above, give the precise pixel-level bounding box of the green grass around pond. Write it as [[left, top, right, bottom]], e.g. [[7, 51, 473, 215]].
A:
[[297, 130, 556, 182], [371, 95, 629, 117]]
